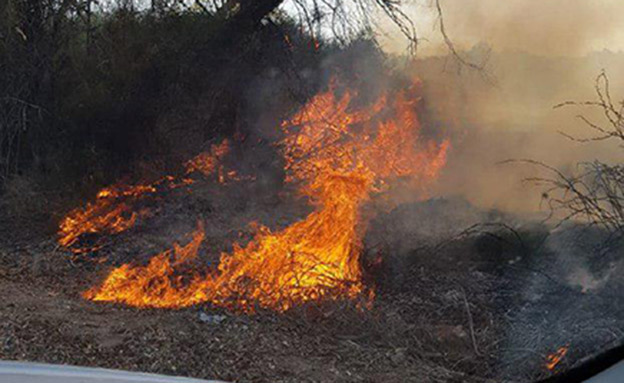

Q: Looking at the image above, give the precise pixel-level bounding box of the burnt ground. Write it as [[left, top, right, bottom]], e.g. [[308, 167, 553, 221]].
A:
[[1, 196, 624, 383]]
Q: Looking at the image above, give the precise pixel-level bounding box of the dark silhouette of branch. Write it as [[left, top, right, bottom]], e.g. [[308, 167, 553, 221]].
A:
[[508, 72, 624, 245], [434, 0, 492, 79]]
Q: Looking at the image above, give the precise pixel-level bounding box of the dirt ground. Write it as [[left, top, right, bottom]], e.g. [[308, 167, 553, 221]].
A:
[[1, 198, 622, 383], [0, 230, 503, 383]]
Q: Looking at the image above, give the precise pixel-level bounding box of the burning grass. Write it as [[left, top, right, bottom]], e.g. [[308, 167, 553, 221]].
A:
[[0, 262, 501, 383], [4, 191, 623, 382], [545, 346, 569, 371], [58, 141, 231, 254], [70, 78, 449, 312]]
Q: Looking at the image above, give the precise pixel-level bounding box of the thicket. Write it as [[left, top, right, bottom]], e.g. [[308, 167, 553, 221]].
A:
[[0, 1, 364, 217]]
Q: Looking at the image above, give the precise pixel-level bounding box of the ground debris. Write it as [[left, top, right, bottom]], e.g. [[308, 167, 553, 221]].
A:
[[198, 312, 227, 325]]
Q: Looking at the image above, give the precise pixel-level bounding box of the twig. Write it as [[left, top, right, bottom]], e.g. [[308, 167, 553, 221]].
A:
[[460, 286, 481, 356]]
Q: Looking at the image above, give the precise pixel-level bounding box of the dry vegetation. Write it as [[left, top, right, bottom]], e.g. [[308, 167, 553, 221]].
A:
[[0, 197, 509, 383], [1, 1, 624, 383], [519, 72, 624, 251]]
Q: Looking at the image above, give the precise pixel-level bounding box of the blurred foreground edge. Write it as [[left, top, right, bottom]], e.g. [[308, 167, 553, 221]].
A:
[[0, 361, 227, 383]]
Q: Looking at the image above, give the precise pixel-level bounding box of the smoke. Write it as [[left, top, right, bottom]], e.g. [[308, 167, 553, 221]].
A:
[[240, 21, 624, 217], [356, 2, 624, 214], [380, 0, 624, 57], [408, 51, 624, 214]]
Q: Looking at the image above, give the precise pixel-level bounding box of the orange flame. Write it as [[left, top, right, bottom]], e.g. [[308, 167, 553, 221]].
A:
[[545, 346, 568, 371], [84, 78, 450, 312], [184, 140, 231, 177], [83, 224, 209, 307], [58, 183, 155, 253], [58, 141, 231, 253]]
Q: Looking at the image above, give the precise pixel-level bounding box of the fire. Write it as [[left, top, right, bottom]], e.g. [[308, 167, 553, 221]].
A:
[[184, 140, 231, 177], [84, 78, 450, 312], [545, 346, 568, 371], [58, 182, 156, 253], [83, 224, 209, 307], [58, 141, 231, 253]]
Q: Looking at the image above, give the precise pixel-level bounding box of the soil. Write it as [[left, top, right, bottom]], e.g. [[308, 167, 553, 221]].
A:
[[0, 232, 501, 383], [1, 198, 623, 383]]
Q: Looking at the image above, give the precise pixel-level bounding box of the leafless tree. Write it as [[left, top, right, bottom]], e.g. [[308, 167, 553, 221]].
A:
[[522, 72, 624, 244]]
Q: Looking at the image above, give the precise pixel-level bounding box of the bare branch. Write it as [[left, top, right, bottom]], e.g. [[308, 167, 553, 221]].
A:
[[434, 0, 491, 78]]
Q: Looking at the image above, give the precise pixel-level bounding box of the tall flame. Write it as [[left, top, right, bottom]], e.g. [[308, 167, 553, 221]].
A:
[[84, 78, 450, 312]]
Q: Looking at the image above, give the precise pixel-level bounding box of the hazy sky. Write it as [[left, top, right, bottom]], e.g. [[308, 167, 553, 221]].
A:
[[379, 0, 624, 56]]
